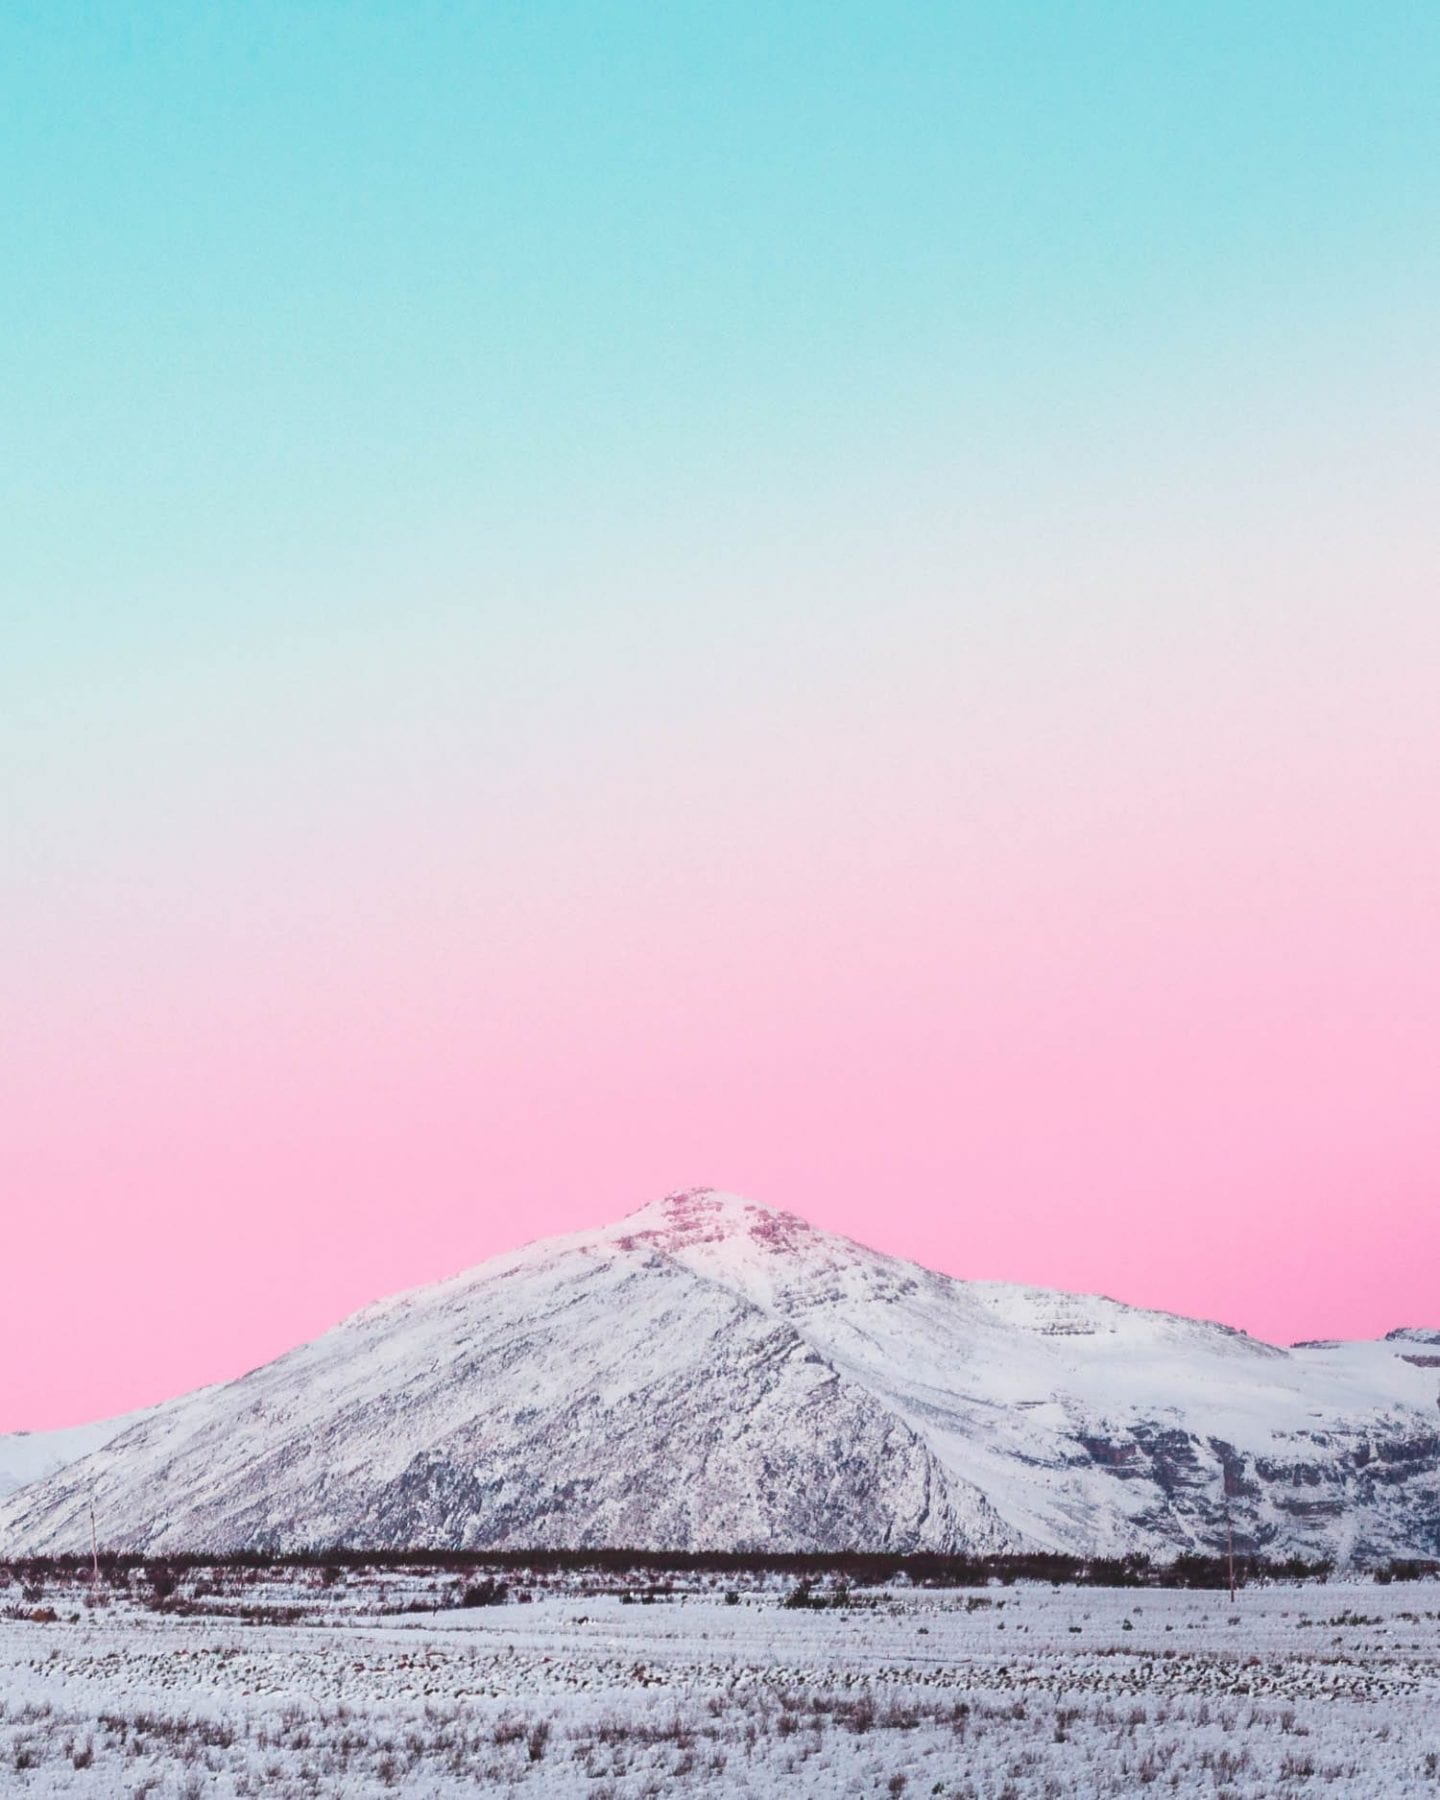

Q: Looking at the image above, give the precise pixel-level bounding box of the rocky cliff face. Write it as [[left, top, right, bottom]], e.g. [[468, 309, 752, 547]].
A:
[[3, 1189, 1437, 1562]]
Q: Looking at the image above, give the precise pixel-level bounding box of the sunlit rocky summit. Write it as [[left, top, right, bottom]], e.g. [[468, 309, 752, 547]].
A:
[[3, 1189, 1437, 1561]]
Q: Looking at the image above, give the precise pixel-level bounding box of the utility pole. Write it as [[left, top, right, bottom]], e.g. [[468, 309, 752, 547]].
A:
[[90, 1487, 100, 1595], [1225, 1496, 1236, 1603]]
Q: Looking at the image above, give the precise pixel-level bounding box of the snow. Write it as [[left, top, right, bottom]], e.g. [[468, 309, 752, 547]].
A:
[[1, 1563, 1438, 1796], [3, 1189, 1437, 1561], [0, 1411, 152, 1502]]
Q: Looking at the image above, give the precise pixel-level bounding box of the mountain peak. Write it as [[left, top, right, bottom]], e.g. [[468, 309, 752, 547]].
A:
[[612, 1187, 817, 1253]]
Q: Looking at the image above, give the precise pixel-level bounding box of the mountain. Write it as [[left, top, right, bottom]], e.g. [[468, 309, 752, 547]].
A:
[[2, 1189, 1437, 1562], [0, 1411, 148, 1502]]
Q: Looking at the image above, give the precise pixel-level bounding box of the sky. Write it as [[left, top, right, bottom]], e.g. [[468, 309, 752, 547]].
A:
[[3, 3, 1438, 1430]]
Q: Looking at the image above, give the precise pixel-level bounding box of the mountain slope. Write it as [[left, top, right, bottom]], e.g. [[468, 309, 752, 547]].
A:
[[0, 1409, 151, 1502], [3, 1189, 1437, 1562]]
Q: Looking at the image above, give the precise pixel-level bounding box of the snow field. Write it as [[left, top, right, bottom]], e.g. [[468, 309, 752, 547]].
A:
[[2, 1568, 1439, 1795]]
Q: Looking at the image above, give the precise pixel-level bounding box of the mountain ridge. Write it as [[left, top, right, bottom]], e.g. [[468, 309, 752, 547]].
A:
[[3, 1189, 1437, 1563]]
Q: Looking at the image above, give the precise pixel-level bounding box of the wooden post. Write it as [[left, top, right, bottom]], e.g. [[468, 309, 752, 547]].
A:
[[1225, 1499, 1236, 1603]]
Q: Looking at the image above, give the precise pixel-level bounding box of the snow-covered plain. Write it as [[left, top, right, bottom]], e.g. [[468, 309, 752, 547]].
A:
[[2, 1565, 1438, 1796]]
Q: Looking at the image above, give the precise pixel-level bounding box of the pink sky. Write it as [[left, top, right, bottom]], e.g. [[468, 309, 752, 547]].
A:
[[5, 529, 1438, 1431]]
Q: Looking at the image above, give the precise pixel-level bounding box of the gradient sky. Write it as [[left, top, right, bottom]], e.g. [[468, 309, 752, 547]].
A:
[[4, 3, 1439, 1430]]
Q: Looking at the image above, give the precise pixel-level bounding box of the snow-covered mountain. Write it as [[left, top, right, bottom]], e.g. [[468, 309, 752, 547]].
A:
[[3, 1189, 1437, 1562], [0, 1411, 149, 1502]]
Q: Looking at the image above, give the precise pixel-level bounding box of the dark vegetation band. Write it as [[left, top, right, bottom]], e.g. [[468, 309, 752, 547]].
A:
[[5, 1548, 1436, 1588]]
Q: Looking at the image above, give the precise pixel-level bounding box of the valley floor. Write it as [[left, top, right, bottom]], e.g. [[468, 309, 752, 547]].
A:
[[2, 1566, 1439, 1797]]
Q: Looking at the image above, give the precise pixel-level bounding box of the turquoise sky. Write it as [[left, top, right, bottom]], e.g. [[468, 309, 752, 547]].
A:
[[4, 4, 1439, 1426], [7, 3, 1437, 651]]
